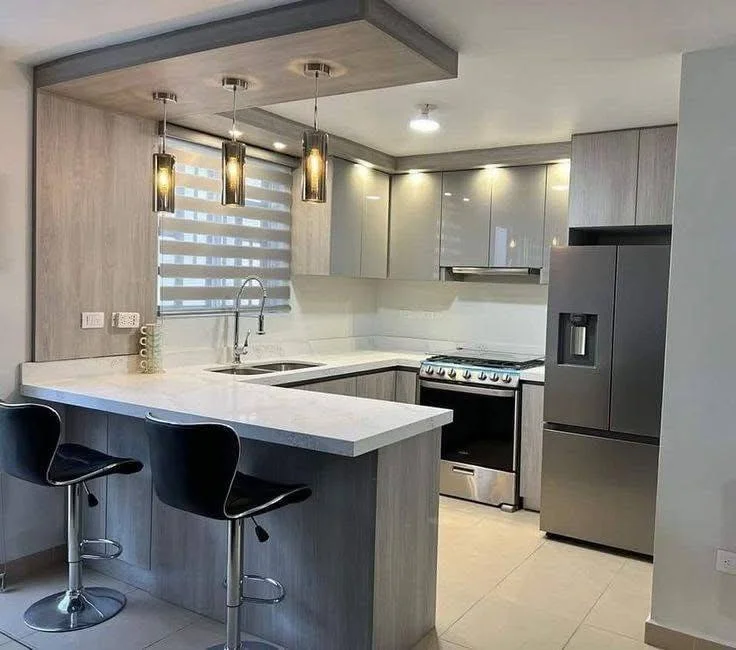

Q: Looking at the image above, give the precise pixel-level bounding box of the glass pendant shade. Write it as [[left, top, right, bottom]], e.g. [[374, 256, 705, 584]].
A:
[[222, 140, 247, 206], [153, 152, 176, 213], [301, 129, 329, 203]]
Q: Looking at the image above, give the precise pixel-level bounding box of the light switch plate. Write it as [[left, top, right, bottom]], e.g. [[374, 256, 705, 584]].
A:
[[112, 312, 141, 329], [716, 549, 736, 575], [81, 312, 105, 329]]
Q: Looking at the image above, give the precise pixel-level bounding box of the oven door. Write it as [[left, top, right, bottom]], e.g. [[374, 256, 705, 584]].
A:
[[419, 379, 520, 508]]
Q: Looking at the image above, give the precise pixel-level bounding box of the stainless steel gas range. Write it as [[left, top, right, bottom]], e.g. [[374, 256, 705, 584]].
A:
[[418, 350, 543, 510]]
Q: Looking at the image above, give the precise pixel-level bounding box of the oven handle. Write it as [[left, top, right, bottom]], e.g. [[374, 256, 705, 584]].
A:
[[419, 379, 516, 398]]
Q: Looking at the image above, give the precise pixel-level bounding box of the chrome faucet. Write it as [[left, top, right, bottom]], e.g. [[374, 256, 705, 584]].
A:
[[233, 276, 268, 364]]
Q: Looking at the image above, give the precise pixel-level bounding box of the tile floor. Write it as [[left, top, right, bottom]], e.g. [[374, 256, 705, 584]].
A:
[[0, 497, 656, 650]]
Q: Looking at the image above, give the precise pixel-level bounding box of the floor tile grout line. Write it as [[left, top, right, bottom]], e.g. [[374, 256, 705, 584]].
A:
[[440, 533, 548, 641], [0, 631, 33, 650], [143, 619, 197, 649], [561, 555, 630, 649]]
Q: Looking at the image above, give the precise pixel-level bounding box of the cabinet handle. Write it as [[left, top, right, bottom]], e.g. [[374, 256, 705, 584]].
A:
[[451, 466, 475, 476]]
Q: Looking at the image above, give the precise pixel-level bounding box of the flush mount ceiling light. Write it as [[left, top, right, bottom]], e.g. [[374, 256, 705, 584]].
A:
[[273, 141, 287, 151], [409, 104, 440, 133], [301, 62, 332, 203], [152, 91, 177, 214], [222, 77, 249, 207]]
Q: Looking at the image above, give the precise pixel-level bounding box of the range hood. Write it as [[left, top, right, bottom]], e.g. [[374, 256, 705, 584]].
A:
[[447, 266, 542, 282]]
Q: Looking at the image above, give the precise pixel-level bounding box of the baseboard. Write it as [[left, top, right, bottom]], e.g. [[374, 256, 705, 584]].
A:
[[646, 618, 736, 650], [2, 544, 65, 586]]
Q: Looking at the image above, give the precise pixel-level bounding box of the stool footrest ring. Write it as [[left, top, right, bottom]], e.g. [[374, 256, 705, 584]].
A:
[[80, 538, 123, 561], [222, 574, 286, 605]]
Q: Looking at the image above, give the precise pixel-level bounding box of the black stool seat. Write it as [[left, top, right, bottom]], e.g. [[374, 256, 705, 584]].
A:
[[226, 472, 310, 519], [49, 443, 143, 485]]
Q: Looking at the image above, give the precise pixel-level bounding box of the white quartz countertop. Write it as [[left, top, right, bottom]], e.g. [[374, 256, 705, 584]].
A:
[[520, 365, 545, 383], [21, 352, 449, 457]]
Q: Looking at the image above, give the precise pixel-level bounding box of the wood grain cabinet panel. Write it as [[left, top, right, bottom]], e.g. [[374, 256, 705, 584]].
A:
[[389, 172, 443, 280], [296, 377, 358, 396], [520, 383, 544, 512], [439, 169, 493, 267], [568, 130, 640, 228], [636, 126, 677, 226], [395, 371, 418, 404], [34, 92, 157, 361], [356, 371, 396, 401], [490, 165, 547, 268], [290, 165, 333, 276]]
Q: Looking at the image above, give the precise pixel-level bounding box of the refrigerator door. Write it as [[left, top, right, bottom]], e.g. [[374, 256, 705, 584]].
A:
[[540, 427, 659, 555], [544, 246, 617, 430], [610, 245, 670, 438]]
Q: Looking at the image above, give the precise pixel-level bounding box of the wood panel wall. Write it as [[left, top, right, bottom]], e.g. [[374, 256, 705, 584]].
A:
[[35, 92, 158, 361]]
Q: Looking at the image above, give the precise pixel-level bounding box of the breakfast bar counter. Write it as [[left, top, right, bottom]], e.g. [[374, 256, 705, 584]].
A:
[[21, 358, 452, 650]]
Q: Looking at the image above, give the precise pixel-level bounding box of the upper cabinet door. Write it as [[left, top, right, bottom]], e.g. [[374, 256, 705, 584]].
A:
[[290, 164, 333, 276], [389, 172, 442, 281], [636, 126, 677, 226], [361, 168, 390, 279], [541, 162, 571, 283], [489, 165, 547, 268], [568, 130, 640, 228], [330, 158, 364, 277], [439, 169, 493, 267]]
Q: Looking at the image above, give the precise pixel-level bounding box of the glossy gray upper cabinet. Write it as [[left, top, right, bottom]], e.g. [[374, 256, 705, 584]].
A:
[[330, 158, 364, 277], [389, 172, 443, 281], [541, 162, 571, 283], [636, 126, 677, 226], [439, 170, 493, 267], [361, 167, 390, 278], [489, 165, 547, 268], [568, 130, 640, 228]]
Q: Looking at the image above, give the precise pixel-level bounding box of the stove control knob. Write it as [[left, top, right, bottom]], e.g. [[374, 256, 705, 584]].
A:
[[478, 372, 487, 381], [448, 369, 457, 378], [490, 373, 500, 382], [425, 367, 434, 375], [502, 374, 512, 383], [463, 370, 472, 380], [437, 368, 446, 377]]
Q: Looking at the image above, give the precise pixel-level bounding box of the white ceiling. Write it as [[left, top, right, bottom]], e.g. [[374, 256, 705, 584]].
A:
[[3, 0, 736, 156]]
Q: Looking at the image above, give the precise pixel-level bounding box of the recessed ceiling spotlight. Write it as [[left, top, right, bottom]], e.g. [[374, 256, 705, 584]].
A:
[[409, 104, 440, 133], [408, 169, 422, 175], [444, 192, 452, 197], [462, 197, 470, 202], [273, 141, 287, 151]]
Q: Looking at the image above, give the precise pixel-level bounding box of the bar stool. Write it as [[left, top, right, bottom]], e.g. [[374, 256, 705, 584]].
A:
[[0, 402, 143, 632], [144, 414, 311, 650]]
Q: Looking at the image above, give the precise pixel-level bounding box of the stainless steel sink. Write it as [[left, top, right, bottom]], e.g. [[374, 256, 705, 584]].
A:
[[207, 366, 274, 376], [249, 361, 324, 372]]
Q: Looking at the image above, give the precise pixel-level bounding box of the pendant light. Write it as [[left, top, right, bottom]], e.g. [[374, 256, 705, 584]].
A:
[[301, 62, 331, 203], [152, 92, 177, 213], [221, 77, 249, 207]]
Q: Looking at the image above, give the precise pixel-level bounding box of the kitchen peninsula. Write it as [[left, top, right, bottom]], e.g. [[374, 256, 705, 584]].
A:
[[21, 356, 452, 650]]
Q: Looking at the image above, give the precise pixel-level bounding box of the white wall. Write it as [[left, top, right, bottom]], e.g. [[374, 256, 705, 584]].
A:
[[162, 275, 378, 364], [0, 57, 65, 563], [651, 44, 736, 646], [374, 280, 548, 355]]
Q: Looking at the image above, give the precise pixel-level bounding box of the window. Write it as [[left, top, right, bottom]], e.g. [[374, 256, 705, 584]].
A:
[[158, 138, 292, 314]]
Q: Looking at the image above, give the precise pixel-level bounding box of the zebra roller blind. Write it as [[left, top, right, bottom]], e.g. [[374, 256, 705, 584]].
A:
[[158, 137, 292, 314]]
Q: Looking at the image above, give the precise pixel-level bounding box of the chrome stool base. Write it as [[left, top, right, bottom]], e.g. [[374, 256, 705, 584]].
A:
[[23, 586, 126, 632]]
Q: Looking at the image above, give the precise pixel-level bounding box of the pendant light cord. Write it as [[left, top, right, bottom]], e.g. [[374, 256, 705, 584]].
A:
[[231, 86, 237, 141], [162, 98, 168, 155], [313, 71, 320, 131]]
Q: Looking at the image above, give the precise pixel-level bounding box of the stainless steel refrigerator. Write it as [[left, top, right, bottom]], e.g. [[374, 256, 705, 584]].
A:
[[541, 245, 669, 555]]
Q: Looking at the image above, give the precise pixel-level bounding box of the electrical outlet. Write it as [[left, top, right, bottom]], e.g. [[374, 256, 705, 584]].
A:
[[112, 312, 141, 329], [716, 549, 736, 575], [81, 312, 105, 329]]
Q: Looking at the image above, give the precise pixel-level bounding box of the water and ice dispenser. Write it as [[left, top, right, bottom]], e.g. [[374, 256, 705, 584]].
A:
[[558, 313, 597, 366]]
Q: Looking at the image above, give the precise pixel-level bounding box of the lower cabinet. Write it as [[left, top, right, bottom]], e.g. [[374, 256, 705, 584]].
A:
[[294, 370, 419, 404], [356, 371, 396, 401], [297, 376, 357, 396], [520, 383, 544, 512], [395, 371, 418, 404]]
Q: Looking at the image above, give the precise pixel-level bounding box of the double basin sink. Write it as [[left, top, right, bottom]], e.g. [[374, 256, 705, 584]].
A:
[[208, 361, 323, 376]]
